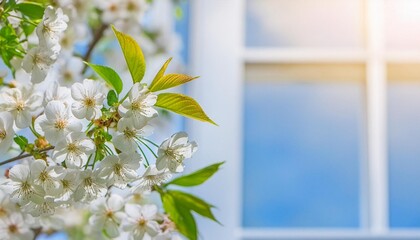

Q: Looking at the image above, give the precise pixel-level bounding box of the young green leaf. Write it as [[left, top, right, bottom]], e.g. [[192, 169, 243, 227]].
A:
[[84, 62, 123, 94], [162, 193, 198, 240], [155, 93, 217, 125], [151, 58, 172, 85], [169, 190, 220, 224], [111, 25, 146, 83], [14, 135, 28, 151], [15, 2, 45, 20], [166, 162, 224, 187], [149, 73, 198, 92], [107, 90, 118, 106]]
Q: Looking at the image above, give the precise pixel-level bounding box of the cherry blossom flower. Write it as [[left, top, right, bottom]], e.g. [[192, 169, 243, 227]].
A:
[[156, 132, 198, 173], [37, 100, 82, 143], [55, 55, 84, 87], [0, 112, 15, 154], [23, 189, 60, 217], [29, 160, 65, 196], [22, 47, 58, 83], [73, 169, 107, 202], [0, 189, 17, 219], [98, 152, 142, 188], [131, 165, 171, 192], [43, 81, 72, 107], [122, 203, 161, 239], [56, 170, 81, 202], [0, 213, 34, 240], [36, 6, 69, 48], [112, 117, 153, 152], [4, 164, 36, 204], [0, 85, 42, 128], [89, 195, 126, 238], [98, 0, 127, 24], [71, 79, 106, 120], [119, 83, 157, 128], [53, 132, 95, 168]]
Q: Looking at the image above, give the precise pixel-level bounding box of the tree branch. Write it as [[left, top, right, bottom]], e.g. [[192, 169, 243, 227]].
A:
[[82, 24, 108, 72], [0, 146, 54, 166]]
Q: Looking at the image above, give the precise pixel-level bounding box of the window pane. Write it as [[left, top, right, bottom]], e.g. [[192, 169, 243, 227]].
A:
[[385, 0, 420, 50], [388, 64, 420, 227], [243, 81, 363, 227], [246, 0, 364, 48]]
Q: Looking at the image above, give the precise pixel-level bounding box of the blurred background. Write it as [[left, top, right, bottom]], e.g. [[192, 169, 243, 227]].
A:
[[185, 0, 420, 240]]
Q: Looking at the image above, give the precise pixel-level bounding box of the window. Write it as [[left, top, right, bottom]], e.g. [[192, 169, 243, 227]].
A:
[[188, 0, 420, 239]]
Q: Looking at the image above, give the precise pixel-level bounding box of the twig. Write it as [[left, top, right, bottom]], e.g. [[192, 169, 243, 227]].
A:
[[82, 24, 108, 72], [0, 146, 54, 166]]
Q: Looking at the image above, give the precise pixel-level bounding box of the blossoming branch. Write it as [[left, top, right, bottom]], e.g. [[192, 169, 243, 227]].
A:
[[0, 1, 221, 239]]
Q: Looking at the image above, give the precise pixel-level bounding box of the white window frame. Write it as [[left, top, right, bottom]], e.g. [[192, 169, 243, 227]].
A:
[[187, 0, 420, 239]]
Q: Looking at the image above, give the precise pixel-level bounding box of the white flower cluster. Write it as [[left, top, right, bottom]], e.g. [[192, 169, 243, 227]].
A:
[[22, 6, 69, 83], [0, 5, 198, 240]]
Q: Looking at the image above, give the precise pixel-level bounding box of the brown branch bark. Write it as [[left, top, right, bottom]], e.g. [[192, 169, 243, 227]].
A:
[[0, 146, 54, 166], [82, 24, 108, 72]]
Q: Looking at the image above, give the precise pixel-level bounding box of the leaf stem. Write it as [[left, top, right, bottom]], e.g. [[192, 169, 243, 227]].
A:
[[137, 138, 158, 158]]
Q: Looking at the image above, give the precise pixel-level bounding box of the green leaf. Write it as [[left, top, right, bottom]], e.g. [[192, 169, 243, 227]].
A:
[[155, 93, 217, 125], [149, 73, 198, 92], [151, 58, 172, 84], [15, 2, 45, 20], [21, 21, 36, 37], [169, 190, 220, 224], [162, 193, 197, 240], [85, 62, 123, 94], [5, 0, 17, 9], [166, 162, 224, 187], [112, 25, 146, 83], [107, 90, 118, 106], [14, 135, 28, 151]]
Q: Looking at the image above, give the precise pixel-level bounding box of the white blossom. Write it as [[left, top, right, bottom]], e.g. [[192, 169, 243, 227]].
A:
[[156, 132, 198, 173], [3, 164, 36, 204], [22, 47, 58, 83], [53, 132, 95, 168], [29, 160, 65, 196], [71, 79, 106, 120], [0, 189, 17, 219], [56, 169, 81, 202], [89, 195, 126, 238], [0, 213, 34, 240], [23, 189, 60, 217], [98, 152, 142, 188], [0, 112, 15, 154], [0, 85, 42, 128], [56, 55, 84, 87], [37, 100, 82, 143], [97, 0, 127, 24], [36, 6, 69, 48], [112, 117, 153, 152], [43, 81, 72, 107], [122, 203, 161, 239], [132, 165, 171, 192], [73, 169, 107, 202], [119, 83, 157, 128]]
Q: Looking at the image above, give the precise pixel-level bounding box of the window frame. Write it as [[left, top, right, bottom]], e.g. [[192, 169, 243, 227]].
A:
[[187, 0, 420, 239]]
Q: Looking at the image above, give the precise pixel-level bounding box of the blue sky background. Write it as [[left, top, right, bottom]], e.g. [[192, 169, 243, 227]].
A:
[[243, 83, 362, 227], [243, 82, 420, 228], [388, 84, 420, 228]]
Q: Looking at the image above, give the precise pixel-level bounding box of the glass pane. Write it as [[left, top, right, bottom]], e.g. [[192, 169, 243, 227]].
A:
[[385, 0, 420, 50], [388, 64, 420, 227], [246, 0, 364, 48], [243, 81, 363, 227]]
